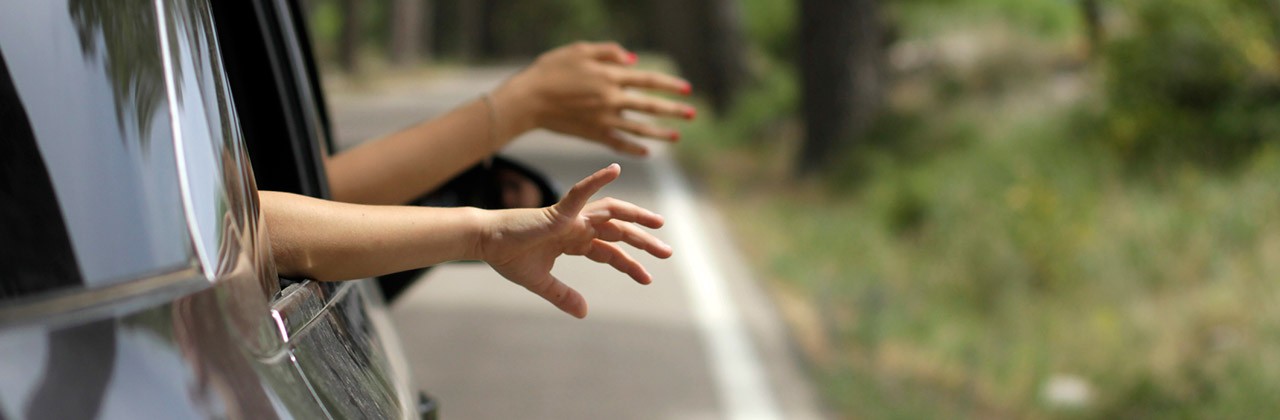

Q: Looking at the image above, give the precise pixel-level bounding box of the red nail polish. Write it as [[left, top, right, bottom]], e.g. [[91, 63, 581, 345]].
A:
[[683, 107, 697, 120], [626, 52, 638, 64], [679, 83, 692, 95], [670, 131, 681, 141]]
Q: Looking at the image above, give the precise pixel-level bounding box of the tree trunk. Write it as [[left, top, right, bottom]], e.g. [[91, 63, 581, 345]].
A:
[[418, 0, 434, 60], [1261, 0, 1280, 48], [390, 0, 423, 66], [797, 0, 885, 176], [653, 0, 751, 114], [297, 0, 315, 20], [338, 0, 361, 73], [457, 0, 484, 61], [1081, 0, 1103, 57]]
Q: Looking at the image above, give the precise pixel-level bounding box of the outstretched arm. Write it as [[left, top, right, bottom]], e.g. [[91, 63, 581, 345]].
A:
[[323, 89, 528, 206], [262, 190, 486, 282], [325, 42, 695, 205], [264, 164, 671, 318]]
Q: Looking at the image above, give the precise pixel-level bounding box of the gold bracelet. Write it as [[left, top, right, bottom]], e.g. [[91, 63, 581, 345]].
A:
[[480, 92, 498, 168]]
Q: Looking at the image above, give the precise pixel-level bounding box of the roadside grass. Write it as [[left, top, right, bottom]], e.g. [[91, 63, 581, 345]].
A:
[[676, 21, 1280, 419]]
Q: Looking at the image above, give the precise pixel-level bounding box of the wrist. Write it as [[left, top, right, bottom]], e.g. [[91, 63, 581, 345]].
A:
[[464, 207, 495, 262], [490, 74, 541, 140]]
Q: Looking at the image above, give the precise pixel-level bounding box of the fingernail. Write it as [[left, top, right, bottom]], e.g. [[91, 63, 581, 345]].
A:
[[683, 107, 697, 120], [679, 82, 692, 95], [670, 131, 681, 141], [626, 52, 638, 64]]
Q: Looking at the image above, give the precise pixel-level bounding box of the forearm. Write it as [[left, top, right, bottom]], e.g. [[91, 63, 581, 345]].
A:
[[260, 191, 488, 281], [326, 85, 535, 205]]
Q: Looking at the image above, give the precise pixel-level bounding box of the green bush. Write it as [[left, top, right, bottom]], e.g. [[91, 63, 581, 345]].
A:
[[1100, 0, 1280, 170], [742, 0, 796, 62], [896, 0, 1078, 39], [685, 0, 1280, 417]]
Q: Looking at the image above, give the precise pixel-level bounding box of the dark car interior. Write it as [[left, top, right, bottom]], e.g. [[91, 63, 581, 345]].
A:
[[210, 0, 560, 302], [210, 0, 330, 200]]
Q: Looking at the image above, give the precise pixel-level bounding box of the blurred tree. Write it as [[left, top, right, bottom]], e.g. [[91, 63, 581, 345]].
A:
[[490, 0, 612, 57], [1081, 0, 1103, 56], [1262, 0, 1280, 47], [456, 0, 486, 60], [797, 0, 885, 175], [68, 0, 165, 142], [339, 0, 361, 72], [397, 0, 655, 63], [390, 0, 430, 65], [601, 0, 660, 51], [297, 0, 315, 19], [653, 0, 751, 113], [1100, 0, 1280, 169]]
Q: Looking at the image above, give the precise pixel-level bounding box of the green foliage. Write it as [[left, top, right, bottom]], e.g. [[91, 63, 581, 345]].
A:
[[308, 0, 341, 54], [488, 0, 611, 56], [1099, 0, 1280, 170], [742, 0, 796, 61], [305, 0, 390, 62], [895, 0, 1079, 40], [722, 104, 1280, 417], [308, 0, 647, 64], [685, 1, 1280, 418], [679, 62, 798, 171]]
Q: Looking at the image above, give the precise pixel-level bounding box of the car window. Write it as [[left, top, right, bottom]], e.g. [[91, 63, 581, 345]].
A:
[[0, 1, 194, 300], [210, 0, 331, 200]]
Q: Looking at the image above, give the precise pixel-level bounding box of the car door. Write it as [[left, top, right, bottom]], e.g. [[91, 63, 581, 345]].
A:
[[208, 0, 429, 418], [0, 0, 325, 417], [0, 0, 426, 417]]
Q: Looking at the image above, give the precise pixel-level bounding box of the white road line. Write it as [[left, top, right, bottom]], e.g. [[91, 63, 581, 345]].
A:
[[649, 154, 783, 420]]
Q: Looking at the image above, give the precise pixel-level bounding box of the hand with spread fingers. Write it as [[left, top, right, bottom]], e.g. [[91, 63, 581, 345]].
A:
[[478, 163, 672, 318], [263, 164, 670, 319], [312, 41, 688, 316], [328, 42, 696, 206], [493, 42, 697, 157]]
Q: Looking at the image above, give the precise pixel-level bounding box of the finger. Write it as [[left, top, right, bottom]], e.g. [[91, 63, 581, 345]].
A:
[[593, 128, 650, 156], [614, 69, 692, 95], [617, 94, 697, 120], [584, 239, 652, 285], [523, 272, 589, 319], [583, 42, 635, 65], [593, 220, 674, 259], [556, 163, 621, 215], [606, 116, 680, 142], [582, 197, 665, 229], [555, 117, 650, 155]]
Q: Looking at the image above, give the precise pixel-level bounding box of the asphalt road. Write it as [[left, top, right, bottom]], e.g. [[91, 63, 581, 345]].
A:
[[326, 68, 826, 420]]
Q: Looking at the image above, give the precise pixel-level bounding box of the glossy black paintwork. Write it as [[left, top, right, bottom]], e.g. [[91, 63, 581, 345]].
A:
[[0, 0, 420, 417], [0, 0, 192, 292], [0, 47, 83, 298]]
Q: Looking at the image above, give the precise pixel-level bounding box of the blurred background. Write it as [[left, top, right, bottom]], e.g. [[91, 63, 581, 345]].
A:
[[305, 0, 1280, 417]]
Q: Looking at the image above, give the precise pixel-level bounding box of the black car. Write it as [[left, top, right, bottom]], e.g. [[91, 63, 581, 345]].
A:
[[0, 0, 463, 417]]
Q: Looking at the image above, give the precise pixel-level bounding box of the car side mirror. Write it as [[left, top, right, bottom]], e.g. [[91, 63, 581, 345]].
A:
[[411, 155, 559, 210]]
